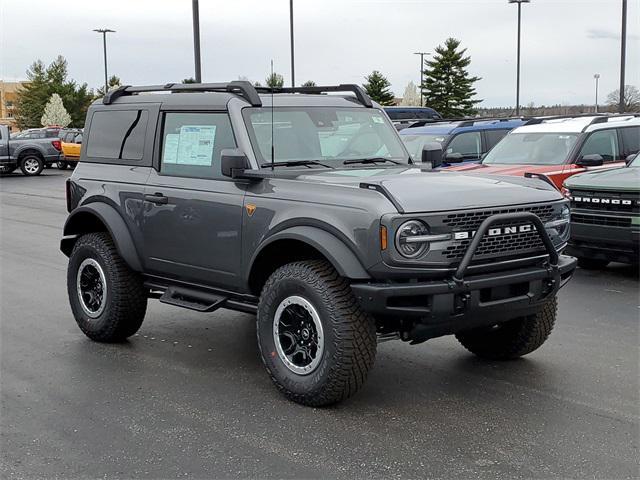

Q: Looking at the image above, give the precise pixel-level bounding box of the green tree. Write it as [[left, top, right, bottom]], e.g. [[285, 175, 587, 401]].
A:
[[265, 72, 284, 88], [96, 75, 122, 97], [421, 38, 481, 117], [14, 56, 93, 129], [363, 71, 395, 106], [302, 80, 316, 87], [182, 77, 197, 84]]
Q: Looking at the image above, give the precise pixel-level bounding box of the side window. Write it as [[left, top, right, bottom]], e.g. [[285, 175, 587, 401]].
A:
[[160, 112, 236, 180], [86, 110, 148, 161], [484, 129, 510, 150], [579, 129, 620, 162], [75, 133, 83, 144], [447, 131, 482, 158], [620, 126, 640, 157]]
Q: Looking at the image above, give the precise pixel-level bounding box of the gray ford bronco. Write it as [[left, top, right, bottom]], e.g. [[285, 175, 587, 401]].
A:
[[61, 82, 577, 406]]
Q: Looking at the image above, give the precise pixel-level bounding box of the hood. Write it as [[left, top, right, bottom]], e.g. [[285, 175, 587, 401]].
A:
[[448, 163, 568, 176], [295, 166, 562, 214], [564, 166, 640, 192]]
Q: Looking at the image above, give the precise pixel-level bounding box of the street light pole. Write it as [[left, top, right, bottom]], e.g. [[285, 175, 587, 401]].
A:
[[413, 52, 429, 106], [508, 0, 530, 116], [93, 29, 115, 94], [192, 0, 202, 82], [594, 74, 600, 113], [619, 0, 627, 113], [290, 0, 295, 87]]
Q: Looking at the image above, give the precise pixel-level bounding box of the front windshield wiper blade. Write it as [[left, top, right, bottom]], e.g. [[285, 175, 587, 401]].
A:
[[343, 157, 401, 165], [261, 160, 334, 169]]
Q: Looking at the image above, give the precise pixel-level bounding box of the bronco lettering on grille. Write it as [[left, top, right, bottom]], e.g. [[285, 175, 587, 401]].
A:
[[453, 224, 533, 240]]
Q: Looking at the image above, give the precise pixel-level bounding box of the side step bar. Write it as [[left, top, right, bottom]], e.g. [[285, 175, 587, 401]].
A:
[[159, 286, 227, 312]]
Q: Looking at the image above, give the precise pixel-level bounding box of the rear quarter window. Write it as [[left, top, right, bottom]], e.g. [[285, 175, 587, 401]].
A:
[[86, 110, 149, 161], [620, 126, 640, 156]]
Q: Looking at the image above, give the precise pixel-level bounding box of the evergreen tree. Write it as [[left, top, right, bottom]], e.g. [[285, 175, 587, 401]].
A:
[[96, 75, 122, 97], [363, 71, 395, 106], [400, 81, 421, 106], [302, 80, 316, 87], [265, 72, 284, 88], [421, 38, 481, 117], [14, 56, 93, 129], [41, 93, 71, 127]]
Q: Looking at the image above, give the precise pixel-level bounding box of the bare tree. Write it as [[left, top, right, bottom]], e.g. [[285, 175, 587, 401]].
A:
[[606, 85, 640, 112]]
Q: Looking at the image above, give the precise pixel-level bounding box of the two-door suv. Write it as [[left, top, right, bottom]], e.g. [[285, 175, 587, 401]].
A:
[[61, 82, 576, 406]]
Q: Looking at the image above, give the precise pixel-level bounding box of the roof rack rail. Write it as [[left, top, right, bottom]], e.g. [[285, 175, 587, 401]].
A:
[[407, 116, 527, 129], [523, 112, 609, 126], [254, 84, 373, 108], [580, 112, 640, 132], [102, 81, 263, 106]]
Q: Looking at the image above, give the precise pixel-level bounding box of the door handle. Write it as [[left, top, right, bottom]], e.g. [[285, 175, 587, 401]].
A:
[[144, 193, 168, 205]]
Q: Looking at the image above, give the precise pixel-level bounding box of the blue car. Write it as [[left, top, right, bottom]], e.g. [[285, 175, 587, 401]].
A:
[[399, 118, 527, 166]]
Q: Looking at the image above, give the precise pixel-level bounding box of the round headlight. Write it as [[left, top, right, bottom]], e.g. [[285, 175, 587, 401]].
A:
[[561, 204, 570, 221], [395, 220, 430, 258]]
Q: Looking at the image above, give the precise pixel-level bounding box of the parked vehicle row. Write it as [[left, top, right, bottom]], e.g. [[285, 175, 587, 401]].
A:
[[61, 82, 576, 407]]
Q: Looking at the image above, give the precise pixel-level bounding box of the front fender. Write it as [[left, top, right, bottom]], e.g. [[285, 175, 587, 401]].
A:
[[250, 226, 370, 280], [60, 203, 143, 272]]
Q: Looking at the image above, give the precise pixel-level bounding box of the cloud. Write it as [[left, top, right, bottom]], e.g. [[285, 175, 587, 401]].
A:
[[587, 28, 638, 41]]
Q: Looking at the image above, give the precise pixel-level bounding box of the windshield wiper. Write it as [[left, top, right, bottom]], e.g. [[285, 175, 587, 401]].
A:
[[261, 160, 334, 169], [343, 157, 401, 165]]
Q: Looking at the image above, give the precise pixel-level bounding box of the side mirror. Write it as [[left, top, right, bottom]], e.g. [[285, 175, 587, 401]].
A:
[[221, 149, 251, 178], [626, 153, 638, 165], [444, 152, 464, 163], [576, 154, 604, 167], [421, 142, 443, 169]]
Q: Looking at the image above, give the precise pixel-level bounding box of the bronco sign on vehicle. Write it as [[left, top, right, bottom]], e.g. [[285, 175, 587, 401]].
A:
[[60, 82, 576, 406]]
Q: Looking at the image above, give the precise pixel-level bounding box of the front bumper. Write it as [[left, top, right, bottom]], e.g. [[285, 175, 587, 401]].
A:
[[567, 216, 639, 264], [352, 254, 575, 319]]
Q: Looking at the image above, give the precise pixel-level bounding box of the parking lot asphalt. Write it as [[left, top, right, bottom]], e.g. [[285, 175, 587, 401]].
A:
[[1, 170, 639, 479]]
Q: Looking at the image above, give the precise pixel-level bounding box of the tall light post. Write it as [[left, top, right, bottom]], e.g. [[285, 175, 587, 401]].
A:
[[413, 52, 429, 106], [508, 0, 530, 116], [290, 0, 295, 87], [594, 74, 600, 113], [93, 29, 115, 94], [192, 0, 202, 82], [619, 0, 627, 113]]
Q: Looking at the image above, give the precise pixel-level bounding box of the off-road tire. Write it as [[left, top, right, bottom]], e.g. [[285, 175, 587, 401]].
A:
[[577, 257, 609, 270], [455, 297, 557, 360], [67, 232, 147, 342], [20, 155, 44, 176], [257, 260, 377, 406]]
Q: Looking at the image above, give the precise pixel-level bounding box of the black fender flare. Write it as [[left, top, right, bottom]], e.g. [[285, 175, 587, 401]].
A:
[[249, 225, 370, 280], [60, 203, 143, 272]]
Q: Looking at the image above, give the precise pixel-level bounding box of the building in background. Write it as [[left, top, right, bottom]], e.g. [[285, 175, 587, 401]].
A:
[[0, 81, 27, 132]]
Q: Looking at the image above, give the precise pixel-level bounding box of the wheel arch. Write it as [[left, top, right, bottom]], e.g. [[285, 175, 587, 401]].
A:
[[60, 204, 143, 272], [247, 226, 370, 296], [16, 147, 45, 160]]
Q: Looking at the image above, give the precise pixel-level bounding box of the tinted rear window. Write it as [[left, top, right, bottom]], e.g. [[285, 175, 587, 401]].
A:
[[87, 110, 148, 160], [620, 126, 640, 155]]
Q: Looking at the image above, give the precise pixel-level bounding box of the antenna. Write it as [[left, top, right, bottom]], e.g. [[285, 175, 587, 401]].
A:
[[270, 59, 275, 171]]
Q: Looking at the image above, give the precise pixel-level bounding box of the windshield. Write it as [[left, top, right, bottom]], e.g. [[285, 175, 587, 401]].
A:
[[243, 107, 408, 165], [483, 132, 578, 165], [399, 134, 447, 161]]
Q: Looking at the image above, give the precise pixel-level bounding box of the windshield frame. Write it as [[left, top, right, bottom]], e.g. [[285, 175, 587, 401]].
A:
[[242, 106, 410, 168], [482, 131, 579, 166]]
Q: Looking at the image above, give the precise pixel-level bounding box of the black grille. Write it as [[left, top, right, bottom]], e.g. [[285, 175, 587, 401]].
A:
[[444, 223, 544, 260], [570, 190, 640, 214], [443, 204, 555, 230], [572, 213, 632, 227]]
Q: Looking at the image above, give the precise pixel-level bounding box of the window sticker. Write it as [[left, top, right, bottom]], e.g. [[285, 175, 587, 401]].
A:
[[162, 134, 180, 164], [173, 125, 217, 166]]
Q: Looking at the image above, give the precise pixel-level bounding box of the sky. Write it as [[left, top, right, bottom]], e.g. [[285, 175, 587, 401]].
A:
[[0, 0, 638, 107]]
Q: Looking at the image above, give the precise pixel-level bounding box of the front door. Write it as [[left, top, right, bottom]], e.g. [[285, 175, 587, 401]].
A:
[[141, 111, 245, 289]]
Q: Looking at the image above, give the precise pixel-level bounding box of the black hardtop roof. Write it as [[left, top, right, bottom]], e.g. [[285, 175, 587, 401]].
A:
[[96, 82, 374, 109]]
